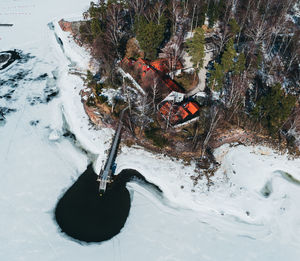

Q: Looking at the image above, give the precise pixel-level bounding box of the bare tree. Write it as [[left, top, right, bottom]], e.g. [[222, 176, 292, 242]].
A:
[[150, 76, 161, 114], [288, 106, 300, 135], [168, 0, 182, 36], [224, 74, 249, 122], [160, 35, 184, 75], [213, 0, 234, 55], [128, 0, 147, 17], [145, 0, 166, 24], [202, 106, 221, 157], [236, 0, 253, 44], [133, 94, 152, 134], [245, 11, 271, 49], [122, 81, 133, 115], [106, 2, 127, 59], [286, 32, 300, 71], [165, 100, 176, 130]]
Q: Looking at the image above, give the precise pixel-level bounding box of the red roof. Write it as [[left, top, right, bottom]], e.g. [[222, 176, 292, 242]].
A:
[[136, 58, 147, 65], [177, 106, 189, 119], [121, 57, 134, 66], [150, 58, 183, 72], [150, 59, 169, 73], [160, 102, 172, 116], [184, 102, 200, 115], [163, 78, 183, 93], [121, 56, 185, 95], [159, 100, 200, 125]]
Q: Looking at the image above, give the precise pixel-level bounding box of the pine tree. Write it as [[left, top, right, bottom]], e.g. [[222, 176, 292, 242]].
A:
[[186, 27, 205, 70], [221, 38, 236, 72], [135, 15, 167, 60], [207, 1, 217, 28], [209, 39, 245, 91], [207, 0, 224, 28], [208, 62, 224, 91], [229, 18, 240, 36], [252, 83, 296, 135], [91, 18, 102, 38], [234, 52, 246, 75]]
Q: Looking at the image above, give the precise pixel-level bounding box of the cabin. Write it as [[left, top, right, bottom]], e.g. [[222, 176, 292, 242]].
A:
[[150, 58, 183, 74], [159, 101, 200, 126], [121, 57, 184, 94], [121, 57, 201, 126]]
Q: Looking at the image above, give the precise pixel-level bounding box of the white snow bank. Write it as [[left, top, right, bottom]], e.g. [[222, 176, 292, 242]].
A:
[[117, 143, 300, 237], [114, 144, 300, 259], [116, 146, 201, 209], [50, 16, 114, 160], [53, 19, 91, 71]]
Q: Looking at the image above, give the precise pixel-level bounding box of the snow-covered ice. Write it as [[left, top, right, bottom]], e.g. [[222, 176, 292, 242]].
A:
[[1, 1, 300, 260]]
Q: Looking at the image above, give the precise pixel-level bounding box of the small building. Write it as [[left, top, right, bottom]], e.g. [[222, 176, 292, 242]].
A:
[[121, 57, 184, 94], [159, 100, 200, 126], [121, 57, 201, 126]]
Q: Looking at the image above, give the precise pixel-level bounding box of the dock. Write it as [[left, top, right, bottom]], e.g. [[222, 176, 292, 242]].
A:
[[97, 108, 127, 195]]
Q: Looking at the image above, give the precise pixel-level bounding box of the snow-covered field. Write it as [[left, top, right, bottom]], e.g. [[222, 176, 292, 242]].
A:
[[1, 1, 300, 260]]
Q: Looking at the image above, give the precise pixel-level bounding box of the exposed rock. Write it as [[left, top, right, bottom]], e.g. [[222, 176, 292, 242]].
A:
[[58, 19, 73, 33], [83, 103, 104, 126], [58, 19, 85, 46]]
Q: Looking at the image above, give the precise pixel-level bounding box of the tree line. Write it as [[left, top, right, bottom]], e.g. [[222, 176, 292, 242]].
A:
[[79, 0, 300, 154]]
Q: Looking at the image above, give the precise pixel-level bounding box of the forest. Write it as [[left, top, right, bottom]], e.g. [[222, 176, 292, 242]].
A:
[[78, 0, 300, 159]]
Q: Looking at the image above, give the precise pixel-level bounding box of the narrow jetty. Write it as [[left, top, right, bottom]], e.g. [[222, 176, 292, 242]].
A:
[[97, 108, 127, 195]]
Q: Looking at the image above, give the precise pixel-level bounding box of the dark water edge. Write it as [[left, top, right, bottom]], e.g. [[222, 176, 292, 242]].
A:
[[0, 50, 21, 71], [55, 164, 161, 243]]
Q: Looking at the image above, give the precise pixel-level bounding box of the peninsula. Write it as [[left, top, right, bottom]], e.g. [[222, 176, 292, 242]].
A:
[[59, 0, 300, 170]]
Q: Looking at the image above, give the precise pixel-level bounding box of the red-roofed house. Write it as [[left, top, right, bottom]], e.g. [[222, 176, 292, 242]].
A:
[[150, 59, 169, 74], [159, 100, 201, 126], [163, 78, 183, 93], [184, 102, 200, 115], [121, 57, 184, 94], [121, 57, 201, 126]]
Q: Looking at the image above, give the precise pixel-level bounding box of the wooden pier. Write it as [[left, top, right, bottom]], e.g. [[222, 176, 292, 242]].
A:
[[97, 108, 127, 195]]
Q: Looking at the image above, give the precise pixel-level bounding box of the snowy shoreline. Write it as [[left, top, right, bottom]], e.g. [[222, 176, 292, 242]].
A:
[[53, 15, 300, 200], [1, 0, 300, 259], [54, 16, 300, 255], [54, 14, 300, 224]]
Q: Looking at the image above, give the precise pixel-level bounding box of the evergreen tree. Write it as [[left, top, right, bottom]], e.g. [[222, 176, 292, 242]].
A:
[[89, 1, 107, 20], [135, 15, 167, 60], [209, 39, 245, 91], [209, 62, 224, 91], [207, 0, 225, 28], [186, 27, 205, 70], [197, 3, 207, 27], [207, 0, 217, 28], [229, 18, 240, 36], [234, 52, 246, 75], [252, 83, 296, 135], [91, 18, 102, 38], [221, 38, 236, 72]]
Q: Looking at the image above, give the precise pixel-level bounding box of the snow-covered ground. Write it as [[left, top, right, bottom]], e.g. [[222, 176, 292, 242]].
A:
[[1, 1, 300, 260]]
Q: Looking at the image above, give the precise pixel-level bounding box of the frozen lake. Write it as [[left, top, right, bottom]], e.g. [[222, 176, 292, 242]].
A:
[[1, 1, 300, 260]]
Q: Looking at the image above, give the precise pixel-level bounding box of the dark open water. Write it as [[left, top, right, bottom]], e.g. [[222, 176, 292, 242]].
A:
[[55, 164, 161, 243], [0, 50, 21, 70]]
